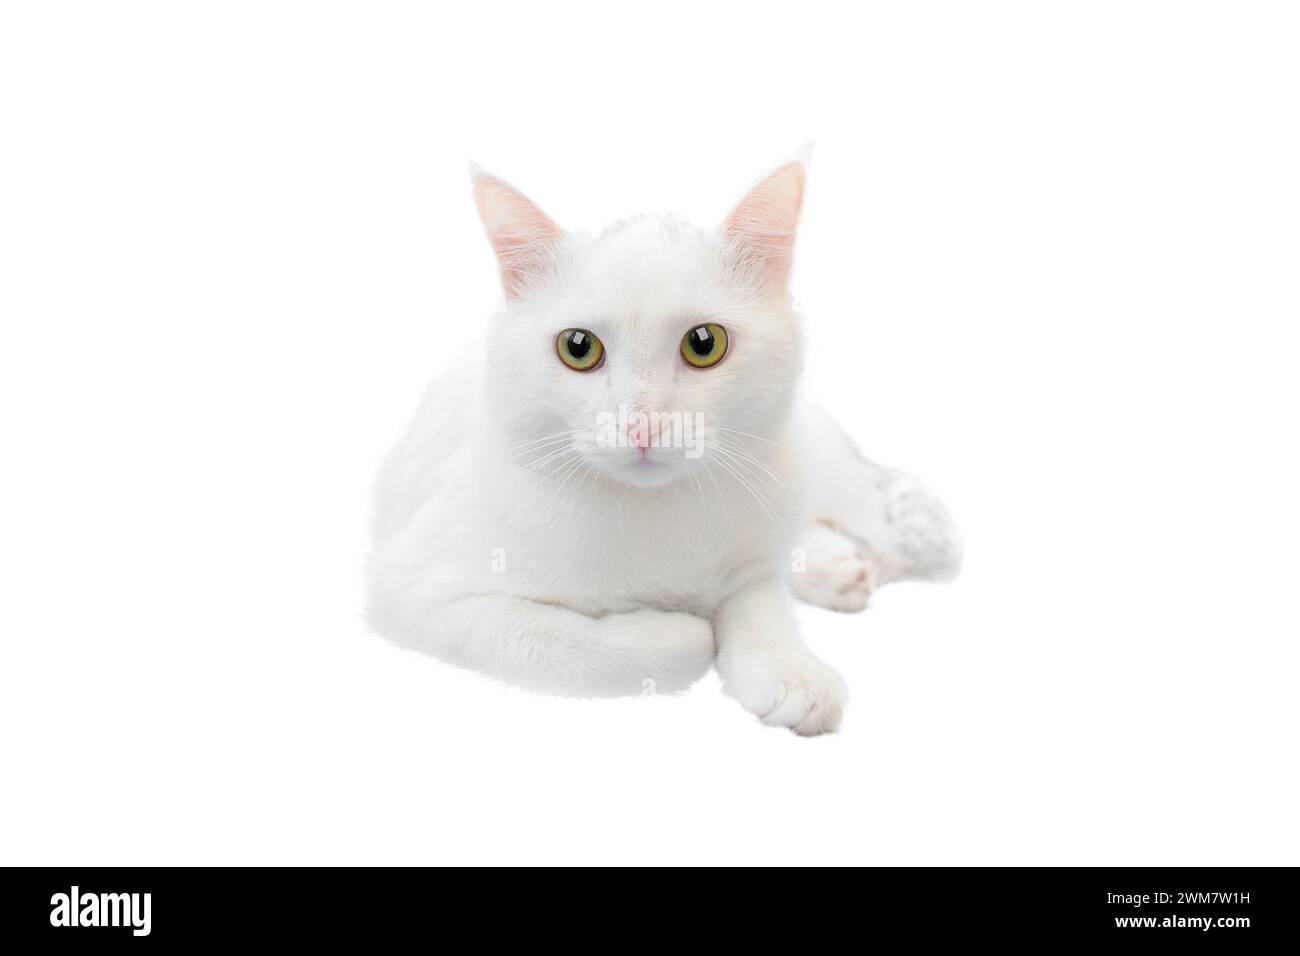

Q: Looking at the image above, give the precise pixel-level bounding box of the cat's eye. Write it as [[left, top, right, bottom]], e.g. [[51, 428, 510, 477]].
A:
[[556, 328, 605, 371], [680, 323, 729, 368]]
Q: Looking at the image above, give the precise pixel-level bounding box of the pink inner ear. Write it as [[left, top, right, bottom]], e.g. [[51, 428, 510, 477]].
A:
[[723, 160, 806, 289], [473, 174, 562, 297]]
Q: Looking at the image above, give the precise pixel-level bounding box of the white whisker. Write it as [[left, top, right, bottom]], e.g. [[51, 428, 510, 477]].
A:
[[689, 467, 708, 529], [508, 431, 580, 459], [522, 443, 578, 472], [574, 459, 600, 496], [706, 441, 789, 501], [715, 426, 783, 448], [536, 450, 582, 483], [552, 452, 590, 495], [702, 458, 729, 525], [712, 437, 789, 495], [707, 448, 777, 526]]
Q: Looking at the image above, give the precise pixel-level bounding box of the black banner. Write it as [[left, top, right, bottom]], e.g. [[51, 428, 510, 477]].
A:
[[1, 867, 1292, 945]]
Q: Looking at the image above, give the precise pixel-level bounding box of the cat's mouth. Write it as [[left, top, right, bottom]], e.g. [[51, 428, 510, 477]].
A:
[[626, 446, 671, 469], [601, 445, 687, 488]]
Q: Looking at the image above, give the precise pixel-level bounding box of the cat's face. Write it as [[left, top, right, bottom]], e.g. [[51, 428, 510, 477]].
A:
[[476, 157, 807, 490]]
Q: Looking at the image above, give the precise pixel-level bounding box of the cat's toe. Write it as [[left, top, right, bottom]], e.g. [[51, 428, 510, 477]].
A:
[[827, 584, 871, 614], [792, 553, 877, 613], [722, 653, 848, 736]]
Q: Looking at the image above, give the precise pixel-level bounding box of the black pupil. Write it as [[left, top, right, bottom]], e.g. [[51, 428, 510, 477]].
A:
[[690, 326, 714, 356], [568, 331, 591, 360]]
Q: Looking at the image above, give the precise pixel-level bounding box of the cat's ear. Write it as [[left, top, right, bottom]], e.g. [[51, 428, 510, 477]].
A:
[[470, 164, 563, 298], [722, 146, 811, 293]]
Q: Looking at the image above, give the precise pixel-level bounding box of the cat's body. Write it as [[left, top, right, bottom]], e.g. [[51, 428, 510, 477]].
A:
[[367, 155, 960, 734]]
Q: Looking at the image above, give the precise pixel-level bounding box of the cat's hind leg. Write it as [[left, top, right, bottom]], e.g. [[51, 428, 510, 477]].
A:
[[794, 405, 963, 595]]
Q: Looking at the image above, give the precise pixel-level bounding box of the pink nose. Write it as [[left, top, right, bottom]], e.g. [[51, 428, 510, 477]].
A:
[[627, 419, 661, 450]]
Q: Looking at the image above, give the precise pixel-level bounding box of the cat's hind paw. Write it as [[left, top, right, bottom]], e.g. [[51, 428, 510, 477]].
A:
[[791, 522, 877, 613], [883, 481, 963, 584]]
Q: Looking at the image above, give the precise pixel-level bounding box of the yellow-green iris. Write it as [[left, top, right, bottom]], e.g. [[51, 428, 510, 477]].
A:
[[556, 328, 605, 371], [680, 323, 728, 368]]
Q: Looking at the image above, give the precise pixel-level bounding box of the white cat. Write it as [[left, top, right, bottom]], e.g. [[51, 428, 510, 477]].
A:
[[366, 151, 961, 735]]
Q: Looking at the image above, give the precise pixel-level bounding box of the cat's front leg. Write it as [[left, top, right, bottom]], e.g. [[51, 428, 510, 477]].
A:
[[713, 578, 848, 736], [370, 582, 716, 697]]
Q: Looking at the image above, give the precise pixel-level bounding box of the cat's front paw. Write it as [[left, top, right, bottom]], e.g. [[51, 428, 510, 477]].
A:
[[719, 649, 848, 736]]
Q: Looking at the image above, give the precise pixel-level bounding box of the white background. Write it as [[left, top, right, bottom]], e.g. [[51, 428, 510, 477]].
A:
[[2, 2, 1297, 865]]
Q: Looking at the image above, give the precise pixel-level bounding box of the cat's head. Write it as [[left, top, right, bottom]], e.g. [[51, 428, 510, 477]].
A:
[[474, 153, 808, 490]]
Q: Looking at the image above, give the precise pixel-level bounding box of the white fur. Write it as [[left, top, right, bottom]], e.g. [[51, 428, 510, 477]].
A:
[[366, 155, 961, 734]]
